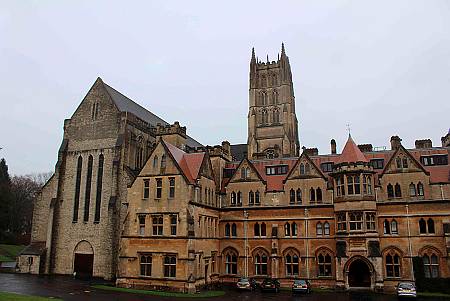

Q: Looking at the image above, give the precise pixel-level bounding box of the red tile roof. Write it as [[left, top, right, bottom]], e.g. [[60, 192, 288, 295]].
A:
[[164, 141, 205, 184], [336, 136, 368, 164]]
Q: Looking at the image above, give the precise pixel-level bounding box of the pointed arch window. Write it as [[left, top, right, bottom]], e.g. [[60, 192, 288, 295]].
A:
[[403, 158, 408, 168], [261, 109, 269, 125], [273, 90, 278, 104], [316, 222, 323, 235], [261, 222, 266, 236], [160, 155, 166, 169], [237, 191, 242, 206], [231, 223, 237, 237], [230, 192, 236, 206], [296, 188, 302, 204], [94, 154, 104, 222], [324, 222, 330, 235], [391, 219, 398, 234], [305, 163, 310, 174], [300, 163, 305, 175], [289, 189, 295, 204], [254, 222, 260, 237], [285, 251, 300, 276], [419, 218, 427, 234], [249, 191, 255, 206], [225, 223, 231, 237], [254, 251, 268, 275], [284, 222, 291, 237], [84, 155, 93, 222], [273, 109, 280, 124], [363, 175, 373, 195], [394, 183, 402, 197], [317, 252, 332, 277], [254, 222, 266, 237], [423, 254, 439, 278], [387, 184, 394, 198], [153, 155, 158, 169], [385, 252, 401, 278], [337, 176, 345, 196], [310, 188, 315, 203], [225, 250, 238, 275], [409, 183, 416, 197], [366, 213, 376, 231], [73, 156, 83, 222], [316, 188, 322, 203], [291, 222, 298, 236], [384, 220, 391, 234], [255, 191, 260, 205], [427, 218, 435, 233], [417, 182, 424, 196]]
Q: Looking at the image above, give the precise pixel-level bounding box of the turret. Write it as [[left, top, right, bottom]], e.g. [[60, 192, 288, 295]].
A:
[[155, 121, 187, 150]]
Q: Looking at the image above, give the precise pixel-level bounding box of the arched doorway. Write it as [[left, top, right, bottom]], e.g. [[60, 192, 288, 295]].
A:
[[348, 259, 371, 287], [73, 240, 94, 279]]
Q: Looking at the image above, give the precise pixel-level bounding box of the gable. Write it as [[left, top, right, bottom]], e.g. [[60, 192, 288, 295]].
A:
[[285, 153, 326, 181], [382, 146, 429, 176], [198, 154, 215, 181], [138, 141, 184, 179], [70, 78, 119, 125], [228, 159, 264, 184]]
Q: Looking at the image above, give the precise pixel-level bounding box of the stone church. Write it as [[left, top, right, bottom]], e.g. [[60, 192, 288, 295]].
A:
[[19, 45, 450, 293]]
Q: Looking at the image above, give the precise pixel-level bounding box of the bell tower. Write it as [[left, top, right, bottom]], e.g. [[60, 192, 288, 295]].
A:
[[247, 44, 300, 159]]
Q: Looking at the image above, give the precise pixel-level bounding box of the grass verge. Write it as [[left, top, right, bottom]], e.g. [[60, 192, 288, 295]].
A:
[[0, 291, 62, 301], [92, 285, 226, 298], [418, 292, 450, 298]]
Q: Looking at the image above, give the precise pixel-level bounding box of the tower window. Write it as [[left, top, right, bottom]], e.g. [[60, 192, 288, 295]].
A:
[[83, 155, 93, 222]]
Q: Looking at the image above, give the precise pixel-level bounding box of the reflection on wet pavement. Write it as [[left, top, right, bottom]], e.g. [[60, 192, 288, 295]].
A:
[[0, 273, 445, 301]]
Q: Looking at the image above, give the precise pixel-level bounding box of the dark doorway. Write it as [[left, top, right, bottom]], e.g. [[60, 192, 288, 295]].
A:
[[74, 253, 93, 279], [348, 259, 371, 287]]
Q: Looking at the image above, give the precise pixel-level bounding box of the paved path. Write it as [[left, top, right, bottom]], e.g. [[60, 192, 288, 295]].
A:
[[0, 273, 443, 301]]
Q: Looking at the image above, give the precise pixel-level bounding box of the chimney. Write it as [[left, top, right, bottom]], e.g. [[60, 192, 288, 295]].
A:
[[441, 129, 450, 147], [331, 139, 337, 154], [358, 144, 373, 152], [390, 136, 402, 150], [221, 141, 231, 155], [415, 139, 432, 149], [303, 147, 319, 156]]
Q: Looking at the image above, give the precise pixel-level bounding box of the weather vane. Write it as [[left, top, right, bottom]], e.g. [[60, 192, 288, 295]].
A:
[[346, 123, 351, 137]]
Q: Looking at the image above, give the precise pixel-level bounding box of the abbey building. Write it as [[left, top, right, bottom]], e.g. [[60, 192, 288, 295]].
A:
[[19, 45, 450, 293]]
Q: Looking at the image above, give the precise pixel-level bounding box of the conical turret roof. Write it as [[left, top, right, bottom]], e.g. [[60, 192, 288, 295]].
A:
[[336, 136, 368, 164]]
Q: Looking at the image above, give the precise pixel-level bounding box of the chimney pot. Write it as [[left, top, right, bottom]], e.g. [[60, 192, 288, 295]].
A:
[[331, 139, 337, 154]]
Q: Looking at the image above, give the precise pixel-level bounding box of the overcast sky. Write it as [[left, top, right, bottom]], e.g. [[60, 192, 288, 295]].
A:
[[1, 1, 449, 175]]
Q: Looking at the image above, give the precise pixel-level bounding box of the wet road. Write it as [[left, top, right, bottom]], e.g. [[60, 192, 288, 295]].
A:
[[0, 273, 444, 301]]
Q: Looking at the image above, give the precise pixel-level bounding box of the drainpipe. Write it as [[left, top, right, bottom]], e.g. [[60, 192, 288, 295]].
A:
[[406, 204, 414, 281], [244, 210, 249, 278], [305, 208, 310, 279]]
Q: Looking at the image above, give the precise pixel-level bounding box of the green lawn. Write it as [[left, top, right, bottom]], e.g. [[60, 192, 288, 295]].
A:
[[418, 291, 450, 298], [0, 244, 25, 262], [92, 285, 225, 298], [0, 292, 62, 301]]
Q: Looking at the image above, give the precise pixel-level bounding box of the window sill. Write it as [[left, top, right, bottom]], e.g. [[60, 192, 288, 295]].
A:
[[317, 275, 333, 279], [385, 277, 401, 280]]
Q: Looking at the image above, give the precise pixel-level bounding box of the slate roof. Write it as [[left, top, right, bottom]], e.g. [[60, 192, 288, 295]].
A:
[[230, 143, 247, 161], [102, 80, 202, 148], [19, 242, 46, 256]]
